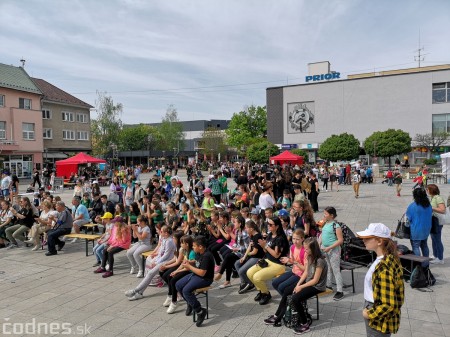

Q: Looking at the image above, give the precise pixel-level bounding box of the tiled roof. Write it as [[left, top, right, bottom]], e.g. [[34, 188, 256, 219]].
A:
[[0, 63, 42, 94], [32, 78, 93, 109]]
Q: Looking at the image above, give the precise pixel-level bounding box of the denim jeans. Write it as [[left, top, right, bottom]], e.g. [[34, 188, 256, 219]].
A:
[[271, 271, 299, 296], [430, 225, 444, 260], [175, 273, 212, 312], [93, 242, 106, 263], [410, 239, 430, 267], [234, 257, 258, 285]]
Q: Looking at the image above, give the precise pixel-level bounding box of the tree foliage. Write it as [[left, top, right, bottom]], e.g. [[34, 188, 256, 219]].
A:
[[291, 149, 309, 162], [413, 132, 449, 158], [246, 140, 279, 164], [318, 133, 360, 161], [154, 105, 185, 152], [363, 129, 411, 158], [91, 92, 123, 157], [199, 127, 227, 162], [225, 105, 267, 154], [118, 124, 157, 151]]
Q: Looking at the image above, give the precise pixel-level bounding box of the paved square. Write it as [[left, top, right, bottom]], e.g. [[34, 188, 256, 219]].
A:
[[0, 171, 448, 336]]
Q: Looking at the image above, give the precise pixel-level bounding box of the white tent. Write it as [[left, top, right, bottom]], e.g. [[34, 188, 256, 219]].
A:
[[440, 152, 450, 179]]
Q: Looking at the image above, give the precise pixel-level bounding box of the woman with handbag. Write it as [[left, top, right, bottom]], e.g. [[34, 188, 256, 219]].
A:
[[405, 188, 432, 267], [427, 184, 445, 264]]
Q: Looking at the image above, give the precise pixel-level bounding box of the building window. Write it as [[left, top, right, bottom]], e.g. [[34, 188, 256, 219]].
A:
[[43, 128, 52, 139], [433, 83, 450, 104], [22, 123, 35, 140], [0, 121, 6, 139], [42, 109, 52, 119], [62, 130, 76, 140], [62, 111, 74, 122], [76, 113, 88, 123], [77, 131, 89, 140], [0, 94, 5, 107], [432, 114, 450, 133], [19, 98, 32, 110]]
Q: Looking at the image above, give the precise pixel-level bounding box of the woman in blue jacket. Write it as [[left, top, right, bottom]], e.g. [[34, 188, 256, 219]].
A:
[[405, 188, 432, 266]]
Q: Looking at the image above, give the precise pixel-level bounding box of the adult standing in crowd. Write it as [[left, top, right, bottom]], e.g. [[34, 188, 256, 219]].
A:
[[258, 182, 275, 217], [357, 223, 404, 336], [308, 173, 319, 212], [405, 188, 432, 266], [427, 184, 445, 264]]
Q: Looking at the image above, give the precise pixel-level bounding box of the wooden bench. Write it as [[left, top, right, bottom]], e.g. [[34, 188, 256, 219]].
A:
[[340, 260, 361, 294], [193, 286, 213, 322], [400, 254, 431, 277], [311, 288, 333, 320], [141, 250, 154, 272], [64, 233, 101, 256], [82, 223, 100, 234]]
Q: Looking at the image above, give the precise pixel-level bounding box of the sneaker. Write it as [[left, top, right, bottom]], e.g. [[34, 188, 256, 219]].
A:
[[259, 292, 272, 305], [92, 261, 101, 267], [136, 271, 144, 278], [264, 315, 277, 325], [163, 296, 172, 307], [6, 244, 18, 250], [31, 245, 41, 251], [71, 238, 78, 244], [130, 266, 137, 274], [238, 283, 249, 294], [333, 292, 344, 301], [195, 308, 207, 327], [24, 239, 34, 244], [93, 267, 106, 274], [167, 302, 178, 314], [128, 292, 143, 301], [102, 271, 113, 278], [125, 289, 136, 297], [254, 291, 262, 302], [293, 323, 311, 335], [430, 259, 444, 265], [156, 281, 164, 288]]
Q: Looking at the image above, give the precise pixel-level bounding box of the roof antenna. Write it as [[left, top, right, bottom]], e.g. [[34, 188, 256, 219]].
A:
[[414, 29, 426, 67], [20, 58, 26, 68]]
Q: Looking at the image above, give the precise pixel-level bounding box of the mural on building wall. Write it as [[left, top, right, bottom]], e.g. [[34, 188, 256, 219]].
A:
[[287, 102, 315, 133]]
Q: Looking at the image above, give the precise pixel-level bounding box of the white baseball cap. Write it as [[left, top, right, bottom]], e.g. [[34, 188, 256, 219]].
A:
[[356, 223, 392, 239]]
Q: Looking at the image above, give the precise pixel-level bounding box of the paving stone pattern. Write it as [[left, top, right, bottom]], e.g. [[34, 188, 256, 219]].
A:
[[0, 171, 449, 336]]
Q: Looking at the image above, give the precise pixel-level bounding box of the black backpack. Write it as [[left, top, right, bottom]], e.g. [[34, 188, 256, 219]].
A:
[[410, 265, 436, 289], [283, 295, 312, 328]]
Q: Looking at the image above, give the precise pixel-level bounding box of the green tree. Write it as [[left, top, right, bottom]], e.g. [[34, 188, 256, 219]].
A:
[[198, 127, 227, 162], [154, 105, 184, 152], [246, 140, 278, 164], [118, 124, 157, 151], [318, 133, 360, 161], [91, 92, 123, 157], [291, 149, 309, 162], [225, 105, 267, 154], [363, 129, 411, 163], [413, 132, 449, 159]]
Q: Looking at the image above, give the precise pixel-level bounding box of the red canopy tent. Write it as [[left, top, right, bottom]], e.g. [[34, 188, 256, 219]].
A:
[[270, 150, 304, 166], [55, 152, 106, 178]]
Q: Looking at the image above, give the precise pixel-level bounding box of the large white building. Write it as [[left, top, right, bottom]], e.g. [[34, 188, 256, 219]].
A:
[[266, 62, 450, 164]]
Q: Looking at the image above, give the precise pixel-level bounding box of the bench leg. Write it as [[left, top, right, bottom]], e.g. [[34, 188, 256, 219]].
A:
[[351, 269, 355, 294], [315, 295, 319, 320], [142, 256, 146, 274], [85, 240, 89, 257]]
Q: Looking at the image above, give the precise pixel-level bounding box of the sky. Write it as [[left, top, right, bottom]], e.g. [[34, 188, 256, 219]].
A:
[[1, 0, 450, 124]]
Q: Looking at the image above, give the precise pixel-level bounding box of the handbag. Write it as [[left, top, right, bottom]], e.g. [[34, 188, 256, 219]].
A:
[[108, 192, 119, 203], [257, 258, 269, 268], [395, 213, 410, 239], [434, 207, 450, 226], [431, 215, 439, 235]]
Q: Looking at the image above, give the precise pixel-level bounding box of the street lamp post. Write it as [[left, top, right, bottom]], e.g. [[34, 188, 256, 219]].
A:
[[147, 134, 153, 168]]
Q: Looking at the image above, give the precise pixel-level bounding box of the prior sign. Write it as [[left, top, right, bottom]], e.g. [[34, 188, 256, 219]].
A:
[[305, 72, 340, 82]]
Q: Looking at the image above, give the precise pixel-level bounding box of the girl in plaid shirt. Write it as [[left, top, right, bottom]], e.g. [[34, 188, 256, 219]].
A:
[[357, 223, 404, 336]]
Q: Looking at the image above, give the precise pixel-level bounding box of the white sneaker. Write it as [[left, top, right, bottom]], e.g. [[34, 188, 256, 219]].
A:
[[130, 266, 137, 274], [6, 244, 18, 250], [136, 271, 144, 278], [128, 292, 143, 301], [430, 259, 444, 265], [31, 245, 41, 251], [167, 302, 178, 314], [125, 289, 136, 297], [163, 296, 172, 307], [71, 238, 78, 243]]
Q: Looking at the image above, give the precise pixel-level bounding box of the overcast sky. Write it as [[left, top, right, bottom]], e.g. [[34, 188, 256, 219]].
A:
[[1, 0, 449, 123]]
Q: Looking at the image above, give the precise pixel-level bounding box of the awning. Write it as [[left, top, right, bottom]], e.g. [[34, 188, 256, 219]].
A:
[[45, 152, 69, 159]]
